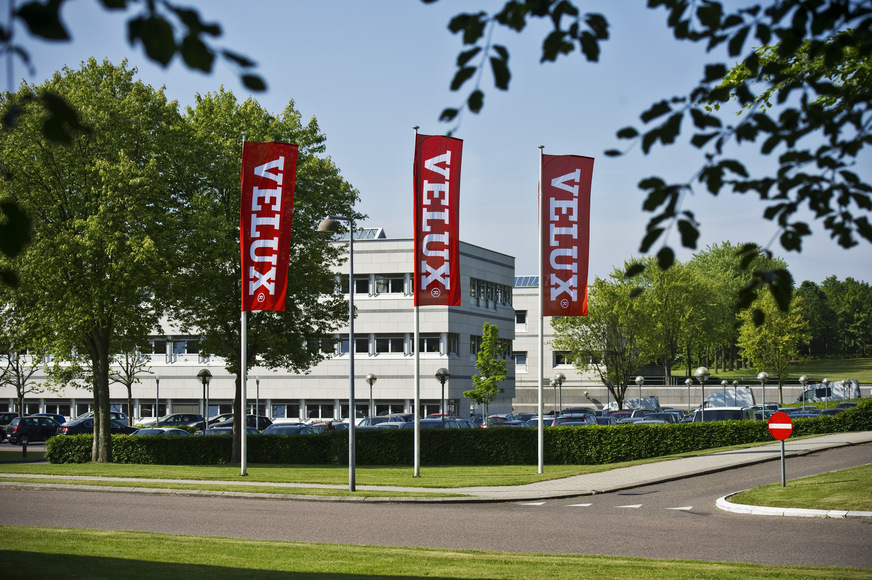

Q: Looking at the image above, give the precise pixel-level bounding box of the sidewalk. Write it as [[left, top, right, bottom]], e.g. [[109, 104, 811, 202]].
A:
[[2, 432, 871, 514]]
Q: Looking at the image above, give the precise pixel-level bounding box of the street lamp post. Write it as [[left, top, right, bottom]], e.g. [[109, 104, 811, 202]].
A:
[[435, 368, 450, 424], [318, 215, 357, 492], [254, 377, 260, 421], [685, 378, 693, 413], [155, 377, 160, 427], [733, 380, 739, 406], [822, 377, 830, 410], [695, 367, 709, 422], [799, 375, 808, 411], [635, 375, 644, 409], [366, 373, 377, 418], [197, 369, 212, 431], [555, 372, 566, 412], [721, 380, 728, 404], [758, 371, 769, 417], [550, 378, 558, 414]]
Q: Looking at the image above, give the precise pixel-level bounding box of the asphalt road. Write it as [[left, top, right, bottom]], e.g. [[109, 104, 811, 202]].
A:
[[1, 443, 870, 569]]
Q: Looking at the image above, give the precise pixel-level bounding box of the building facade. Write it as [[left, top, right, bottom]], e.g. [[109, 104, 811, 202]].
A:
[[1, 230, 517, 423]]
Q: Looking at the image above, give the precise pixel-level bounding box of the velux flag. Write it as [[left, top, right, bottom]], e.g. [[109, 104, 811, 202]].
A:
[[240, 141, 298, 312], [413, 134, 463, 307], [541, 154, 594, 317]]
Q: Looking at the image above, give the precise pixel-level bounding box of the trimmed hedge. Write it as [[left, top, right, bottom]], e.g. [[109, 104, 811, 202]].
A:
[[45, 399, 872, 465]]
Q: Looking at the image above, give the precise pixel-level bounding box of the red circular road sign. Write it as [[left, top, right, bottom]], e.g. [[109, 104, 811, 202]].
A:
[[768, 411, 794, 440]]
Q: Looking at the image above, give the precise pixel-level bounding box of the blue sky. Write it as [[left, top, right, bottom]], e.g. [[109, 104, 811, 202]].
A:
[[8, 0, 871, 285]]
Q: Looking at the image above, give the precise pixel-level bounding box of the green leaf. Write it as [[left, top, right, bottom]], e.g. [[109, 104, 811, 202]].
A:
[[0, 201, 32, 257], [616, 127, 639, 139], [640, 100, 671, 123], [450, 66, 476, 91], [467, 90, 484, 113], [16, 0, 69, 40], [490, 55, 511, 90], [676, 218, 699, 249], [128, 16, 177, 66], [456, 47, 481, 67], [703, 64, 727, 82], [624, 263, 645, 278], [728, 25, 749, 57], [604, 149, 622, 157], [221, 50, 256, 68], [241, 74, 266, 92], [181, 36, 214, 72], [440, 108, 460, 122], [639, 227, 665, 253], [656, 246, 675, 269], [751, 307, 765, 327]]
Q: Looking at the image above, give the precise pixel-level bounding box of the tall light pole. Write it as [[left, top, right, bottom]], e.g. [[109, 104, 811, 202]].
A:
[[555, 372, 566, 412], [197, 368, 212, 431], [155, 377, 160, 427], [721, 379, 728, 404], [635, 375, 644, 409], [254, 376, 260, 421], [799, 375, 808, 411], [695, 367, 709, 422], [685, 378, 693, 414], [758, 371, 769, 417], [550, 378, 558, 414], [435, 368, 450, 424], [733, 380, 739, 406], [822, 377, 830, 410], [318, 215, 357, 492], [366, 373, 377, 418]]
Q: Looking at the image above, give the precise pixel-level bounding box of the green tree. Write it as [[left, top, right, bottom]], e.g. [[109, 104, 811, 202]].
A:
[[174, 88, 358, 461], [109, 350, 151, 427], [551, 272, 650, 410], [464, 322, 508, 419], [737, 292, 809, 404], [0, 310, 47, 417], [795, 280, 837, 358], [821, 276, 872, 357], [432, 1, 871, 310], [0, 58, 195, 461]]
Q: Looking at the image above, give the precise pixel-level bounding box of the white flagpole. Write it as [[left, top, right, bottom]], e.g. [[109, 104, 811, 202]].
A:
[[240, 132, 248, 477], [537, 145, 545, 474], [412, 125, 421, 478]]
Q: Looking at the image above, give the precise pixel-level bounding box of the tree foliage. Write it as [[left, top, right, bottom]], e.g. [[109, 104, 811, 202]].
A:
[[174, 88, 360, 461], [464, 322, 508, 418], [737, 291, 809, 403], [551, 272, 649, 409], [430, 0, 872, 310], [0, 58, 196, 461]]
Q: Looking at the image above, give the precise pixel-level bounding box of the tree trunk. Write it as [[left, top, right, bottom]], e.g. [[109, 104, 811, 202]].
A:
[[89, 329, 113, 463]]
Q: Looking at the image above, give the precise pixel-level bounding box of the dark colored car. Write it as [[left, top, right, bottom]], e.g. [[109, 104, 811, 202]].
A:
[[7, 415, 61, 444], [131, 427, 192, 436], [33, 413, 67, 425], [399, 419, 461, 429], [551, 413, 597, 426], [200, 426, 260, 436], [262, 424, 314, 435], [207, 415, 272, 431], [0, 411, 19, 441], [56, 417, 137, 436], [140, 413, 205, 429]]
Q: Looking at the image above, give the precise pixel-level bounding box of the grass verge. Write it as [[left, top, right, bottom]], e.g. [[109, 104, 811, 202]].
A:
[[0, 447, 45, 463], [1, 526, 867, 579], [729, 463, 872, 511]]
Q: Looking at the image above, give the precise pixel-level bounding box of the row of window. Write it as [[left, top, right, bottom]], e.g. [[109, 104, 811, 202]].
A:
[[330, 333, 462, 356], [332, 274, 516, 309], [469, 278, 513, 308]]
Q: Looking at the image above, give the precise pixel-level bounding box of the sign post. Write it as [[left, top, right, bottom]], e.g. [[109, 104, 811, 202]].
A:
[[768, 411, 794, 487]]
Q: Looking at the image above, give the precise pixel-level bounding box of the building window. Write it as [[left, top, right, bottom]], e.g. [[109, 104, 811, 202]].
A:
[[375, 276, 404, 294], [340, 336, 370, 354], [447, 333, 459, 356], [418, 335, 441, 354], [376, 336, 405, 354], [514, 352, 528, 372], [554, 351, 572, 366], [469, 335, 482, 356], [307, 403, 334, 420], [340, 276, 370, 294]]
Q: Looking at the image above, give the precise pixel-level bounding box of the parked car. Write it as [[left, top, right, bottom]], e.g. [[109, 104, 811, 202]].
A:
[[358, 415, 407, 427], [56, 417, 137, 436], [692, 407, 755, 422], [552, 413, 597, 426], [262, 424, 314, 435], [640, 412, 681, 424], [137, 413, 205, 429], [399, 418, 460, 429], [7, 415, 61, 444], [208, 414, 272, 431], [596, 415, 619, 425], [0, 411, 19, 425], [76, 411, 129, 426], [200, 426, 260, 436], [32, 413, 67, 425], [131, 427, 192, 436]]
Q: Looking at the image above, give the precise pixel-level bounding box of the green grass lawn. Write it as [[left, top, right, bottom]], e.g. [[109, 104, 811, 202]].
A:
[[672, 357, 872, 383], [730, 463, 872, 512], [1, 526, 868, 579]]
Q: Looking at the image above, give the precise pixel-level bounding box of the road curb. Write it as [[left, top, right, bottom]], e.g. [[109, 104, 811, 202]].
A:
[[716, 492, 872, 518]]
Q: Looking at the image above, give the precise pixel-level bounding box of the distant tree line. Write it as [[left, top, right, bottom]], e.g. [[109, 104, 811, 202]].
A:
[[796, 277, 872, 359]]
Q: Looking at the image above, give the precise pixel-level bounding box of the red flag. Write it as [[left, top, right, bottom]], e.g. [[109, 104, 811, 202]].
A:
[[240, 141, 298, 312], [541, 154, 594, 317], [413, 134, 463, 307]]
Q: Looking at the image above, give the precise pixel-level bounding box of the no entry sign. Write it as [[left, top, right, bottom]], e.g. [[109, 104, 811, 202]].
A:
[[768, 411, 794, 441]]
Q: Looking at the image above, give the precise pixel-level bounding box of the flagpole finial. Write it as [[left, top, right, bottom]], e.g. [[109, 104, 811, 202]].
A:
[[413, 125, 419, 131], [539, 145, 544, 151]]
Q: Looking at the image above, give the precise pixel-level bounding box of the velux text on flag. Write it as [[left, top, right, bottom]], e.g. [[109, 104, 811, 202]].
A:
[[413, 134, 463, 307], [240, 141, 298, 312], [541, 154, 594, 317]]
